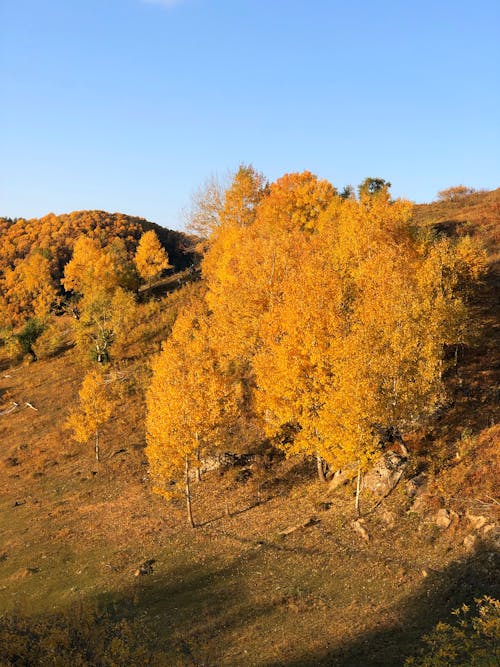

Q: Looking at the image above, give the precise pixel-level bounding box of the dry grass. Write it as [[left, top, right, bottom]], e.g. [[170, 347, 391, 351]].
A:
[[1, 348, 498, 665]]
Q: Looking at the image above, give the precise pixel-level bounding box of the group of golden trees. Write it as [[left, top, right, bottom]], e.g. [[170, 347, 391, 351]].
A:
[[0, 212, 175, 461], [61, 231, 170, 453], [146, 167, 486, 524], [0, 211, 176, 361], [0, 175, 486, 520]]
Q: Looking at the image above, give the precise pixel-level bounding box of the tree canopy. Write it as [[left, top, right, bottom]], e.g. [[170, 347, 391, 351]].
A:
[[147, 170, 486, 501]]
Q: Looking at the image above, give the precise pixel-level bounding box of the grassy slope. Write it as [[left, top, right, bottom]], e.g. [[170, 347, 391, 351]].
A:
[[0, 192, 499, 666]]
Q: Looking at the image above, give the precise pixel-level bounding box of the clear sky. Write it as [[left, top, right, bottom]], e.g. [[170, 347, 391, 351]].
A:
[[1, 0, 499, 230]]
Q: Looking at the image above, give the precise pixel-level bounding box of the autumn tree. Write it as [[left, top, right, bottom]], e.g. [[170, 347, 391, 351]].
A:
[[62, 236, 122, 297], [190, 171, 338, 460], [62, 236, 137, 362], [1, 252, 59, 327], [74, 287, 137, 363], [66, 368, 115, 463], [202, 171, 336, 363], [146, 301, 239, 527], [108, 237, 140, 292], [185, 165, 267, 245], [143, 168, 486, 519], [437, 185, 477, 202], [134, 230, 171, 287], [185, 174, 225, 240], [253, 228, 345, 482], [220, 164, 268, 229], [253, 191, 475, 507]]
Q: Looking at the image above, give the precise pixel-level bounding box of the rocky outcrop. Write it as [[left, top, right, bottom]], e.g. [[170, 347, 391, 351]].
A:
[[406, 473, 428, 498], [362, 450, 408, 499], [327, 462, 358, 493], [433, 508, 459, 529]]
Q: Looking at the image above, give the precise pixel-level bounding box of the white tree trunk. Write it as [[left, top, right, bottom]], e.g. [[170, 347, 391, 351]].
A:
[[355, 463, 362, 517], [185, 455, 195, 528]]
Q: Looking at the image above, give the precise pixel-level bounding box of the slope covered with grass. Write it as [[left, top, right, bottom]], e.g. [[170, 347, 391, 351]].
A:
[[0, 190, 498, 666]]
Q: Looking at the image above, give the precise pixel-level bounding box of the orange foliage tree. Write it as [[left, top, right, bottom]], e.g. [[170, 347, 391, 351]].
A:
[[134, 230, 171, 286], [146, 169, 485, 517], [145, 301, 239, 527], [62, 237, 137, 363], [1, 252, 59, 327], [74, 287, 137, 364], [253, 191, 479, 499], [66, 368, 115, 463], [62, 237, 123, 297], [202, 171, 336, 363]]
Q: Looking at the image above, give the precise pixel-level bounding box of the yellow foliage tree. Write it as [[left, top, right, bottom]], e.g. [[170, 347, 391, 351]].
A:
[[62, 236, 121, 297], [220, 164, 267, 230], [66, 369, 115, 463], [146, 169, 486, 516], [202, 171, 336, 363], [145, 301, 239, 527], [2, 252, 59, 327], [253, 191, 476, 508], [133, 230, 171, 286], [74, 287, 137, 363], [186, 164, 266, 250], [62, 236, 138, 362], [253, 230, 345, 481]]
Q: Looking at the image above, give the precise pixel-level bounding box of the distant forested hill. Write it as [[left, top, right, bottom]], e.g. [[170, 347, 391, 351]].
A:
[[0, 210, 197, 282]]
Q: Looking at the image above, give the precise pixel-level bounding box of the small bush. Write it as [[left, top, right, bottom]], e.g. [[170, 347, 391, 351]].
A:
[[437, 186, 478, 202], [0, 327, 23, 363], [16, 319, 45, 359], [406, 596, 500, 666]]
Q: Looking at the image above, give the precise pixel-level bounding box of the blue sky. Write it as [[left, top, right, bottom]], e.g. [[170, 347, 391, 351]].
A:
[[1, 0, 499, 229]]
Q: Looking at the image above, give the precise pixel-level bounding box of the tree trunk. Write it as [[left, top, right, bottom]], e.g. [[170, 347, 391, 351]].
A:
[[355, 463, 362, 517], [316, 454, 327, 483], [195, 442, 201, 483], [95, 429, 100, 463], [185, 455, 195, 528]]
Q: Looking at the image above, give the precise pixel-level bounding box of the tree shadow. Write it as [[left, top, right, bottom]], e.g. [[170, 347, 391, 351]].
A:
[[1, 533, 498, 666], [265, 541, 500, 667], [196, 499, 262, 527], [1, 552, 278, 666], [97, 552, 288, 665], [260, 456, 317, 497], [201, 525, 327, 558]]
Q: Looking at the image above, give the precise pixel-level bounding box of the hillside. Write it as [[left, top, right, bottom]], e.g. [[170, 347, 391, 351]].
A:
[[0, 189, 499, 666], [0, 210, 196, 280]]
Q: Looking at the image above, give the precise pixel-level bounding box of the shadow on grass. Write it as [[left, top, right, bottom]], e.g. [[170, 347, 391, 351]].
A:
[[94, 553, 278, 665], [196, 499, 262, 527], [1, 537, 498, 666], [1, 552, 277, 665], [264, 541, 500, 667]]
